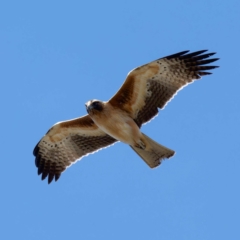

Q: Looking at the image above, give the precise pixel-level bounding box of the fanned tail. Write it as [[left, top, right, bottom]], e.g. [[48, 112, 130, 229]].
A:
[[130, 133, 175, 168]]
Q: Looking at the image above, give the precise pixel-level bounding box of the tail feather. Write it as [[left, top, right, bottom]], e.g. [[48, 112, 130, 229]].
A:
[[130, 133, 175, 168]]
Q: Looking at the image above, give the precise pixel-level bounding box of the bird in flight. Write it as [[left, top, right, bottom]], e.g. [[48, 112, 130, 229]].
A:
[[33, 50, 219, 184]]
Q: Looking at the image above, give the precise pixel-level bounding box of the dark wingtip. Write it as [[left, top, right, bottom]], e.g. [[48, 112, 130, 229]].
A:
[[37, 166, 43, 175], [35, 155, 41, 167], [38, 170, 61, 184], [164, 50, 190, 59], [33, 143, 40, 156], [196, 58, 219, 65], [48, 174, 54, 184], [164, 50, 218, 61], [198, 72, 212, 76], [55, 174, 61, 182], [176, 50, 219, 76], [179, 50, 208, 59], [35, 153, 62, 184], [41, 172, 48, 181], [209, 52, 216, 56], [204, 66, 219, 70]]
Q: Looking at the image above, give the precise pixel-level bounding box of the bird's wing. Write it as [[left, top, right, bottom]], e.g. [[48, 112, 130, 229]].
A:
[[109, 50, 219, 127], [33, 115, 117, 184]]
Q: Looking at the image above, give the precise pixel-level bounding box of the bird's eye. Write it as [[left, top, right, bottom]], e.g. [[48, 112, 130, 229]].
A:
[[92, 101, 103, 111]]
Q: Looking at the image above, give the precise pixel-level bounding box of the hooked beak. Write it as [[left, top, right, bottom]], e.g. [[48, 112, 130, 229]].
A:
[[85, 102, 93, 113]]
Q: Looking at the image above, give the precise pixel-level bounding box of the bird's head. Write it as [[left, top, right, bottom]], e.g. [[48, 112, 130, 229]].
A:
[[85, 100, 104, 114]]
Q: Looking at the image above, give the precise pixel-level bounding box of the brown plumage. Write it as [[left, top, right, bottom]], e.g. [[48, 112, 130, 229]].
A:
[[33, 50, 219, 183]]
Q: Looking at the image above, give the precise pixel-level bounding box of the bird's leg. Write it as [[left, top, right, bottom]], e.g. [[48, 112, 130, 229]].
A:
[[135, 140, 146, 150]]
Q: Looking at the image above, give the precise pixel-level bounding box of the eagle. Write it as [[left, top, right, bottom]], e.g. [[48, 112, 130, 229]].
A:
[[33, 50, 219, 184]]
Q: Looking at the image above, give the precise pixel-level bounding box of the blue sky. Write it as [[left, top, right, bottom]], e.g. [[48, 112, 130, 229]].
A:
[[1, 0, 240, 239]]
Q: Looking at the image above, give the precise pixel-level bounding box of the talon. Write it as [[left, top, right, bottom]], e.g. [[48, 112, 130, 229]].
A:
[[135, 140, 146, 150]]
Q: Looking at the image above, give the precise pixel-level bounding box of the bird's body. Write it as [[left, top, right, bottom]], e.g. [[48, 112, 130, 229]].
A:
[[86, 101, 141, 146], [33, 50, 219, 183]]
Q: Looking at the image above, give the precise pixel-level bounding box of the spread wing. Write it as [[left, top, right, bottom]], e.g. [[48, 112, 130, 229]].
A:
[[109, 50, 219, 127], [33, 115, 117, 184]]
